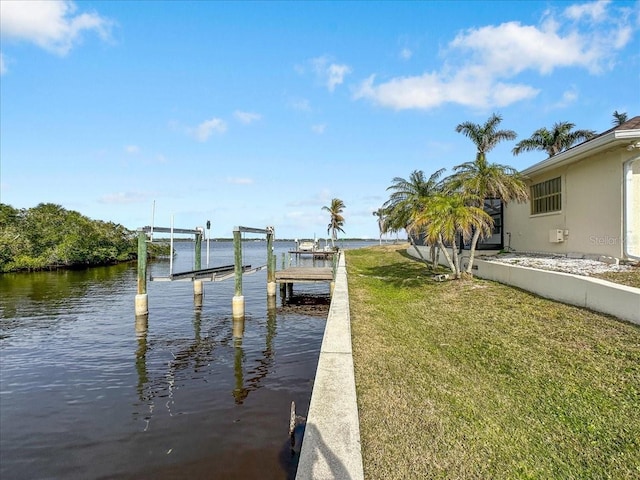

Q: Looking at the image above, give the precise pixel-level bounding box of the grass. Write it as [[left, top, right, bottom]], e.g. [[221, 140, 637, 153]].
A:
[[592, 268, 640, 289], [347, 244, 640, 480]]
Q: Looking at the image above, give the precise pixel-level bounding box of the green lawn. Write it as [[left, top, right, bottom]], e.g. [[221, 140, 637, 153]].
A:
[[347, 244, 640, 480], [593, 269, 640, 289]]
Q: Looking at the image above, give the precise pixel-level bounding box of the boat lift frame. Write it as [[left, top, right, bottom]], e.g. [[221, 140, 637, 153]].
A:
[[135, 224, 276, 318]]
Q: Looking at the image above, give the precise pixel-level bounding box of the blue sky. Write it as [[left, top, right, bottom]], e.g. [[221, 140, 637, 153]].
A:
[[1, 0, 639, 239]]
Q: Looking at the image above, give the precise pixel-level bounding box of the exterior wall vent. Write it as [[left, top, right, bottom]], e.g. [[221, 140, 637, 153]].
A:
[[549, 229, 564, 243]]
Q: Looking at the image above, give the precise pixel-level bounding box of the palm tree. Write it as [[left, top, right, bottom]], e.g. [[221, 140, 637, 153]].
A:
[[409, 193, 492, 279], [512, 121, 596, 157], [383, 169, 445, 267], [322, 198, 345, 248], [451, 113, 527, 274], [455, 113, 517, 165], [612, 110, 628, 127], [383, 170, 444, 226], [373, 208, 386, 245]]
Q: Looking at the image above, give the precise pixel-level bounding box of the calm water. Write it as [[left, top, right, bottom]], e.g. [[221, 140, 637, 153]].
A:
[[0, 240, 375, 479]]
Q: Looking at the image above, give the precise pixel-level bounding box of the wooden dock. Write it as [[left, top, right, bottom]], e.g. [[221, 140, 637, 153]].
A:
[[275, 267, 334, 284], [289, 250, 336, 258]]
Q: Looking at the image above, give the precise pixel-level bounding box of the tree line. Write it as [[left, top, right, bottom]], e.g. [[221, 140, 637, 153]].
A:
[[0, 203, 167, 273], [375, 112, 628, 279], [1, 198, 351, 273]]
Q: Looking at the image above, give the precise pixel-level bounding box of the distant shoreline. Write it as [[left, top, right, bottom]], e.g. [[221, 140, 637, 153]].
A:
[[155, 237, 384, 242]]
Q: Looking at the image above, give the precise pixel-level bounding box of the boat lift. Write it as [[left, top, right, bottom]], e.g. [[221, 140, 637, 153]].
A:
[[134, 224, 276, 318]]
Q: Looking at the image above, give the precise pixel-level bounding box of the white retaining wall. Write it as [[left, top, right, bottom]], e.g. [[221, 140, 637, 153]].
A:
[[408, 246, 640, 325]]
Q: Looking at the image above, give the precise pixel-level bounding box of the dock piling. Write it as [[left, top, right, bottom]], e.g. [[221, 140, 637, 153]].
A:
[[267, 227, 276, 297], [232, 227, 245, 318], [135, 229, 149, 316], [136, 222, 276, 320], [280, 253, 287, 298], [194, 227, 204, 303]]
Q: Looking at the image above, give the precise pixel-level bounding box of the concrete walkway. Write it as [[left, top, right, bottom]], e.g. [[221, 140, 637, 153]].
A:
[[296, 252, 365, 480]]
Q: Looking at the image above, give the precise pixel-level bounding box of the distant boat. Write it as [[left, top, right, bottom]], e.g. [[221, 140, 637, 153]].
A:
[[298, 241, 316, 252]]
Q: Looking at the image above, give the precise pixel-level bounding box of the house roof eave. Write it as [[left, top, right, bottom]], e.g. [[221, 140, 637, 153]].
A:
[[521, 128, 640, 177]]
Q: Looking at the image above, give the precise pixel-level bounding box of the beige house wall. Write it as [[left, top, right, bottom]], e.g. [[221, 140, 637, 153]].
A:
[[626, 158, 640, 258], [505, 149, 639, 259]]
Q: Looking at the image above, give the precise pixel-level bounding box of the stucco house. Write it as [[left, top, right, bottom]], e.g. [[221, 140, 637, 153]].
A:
[[408, 117, 640, 324], [504, 116, 640, 262]]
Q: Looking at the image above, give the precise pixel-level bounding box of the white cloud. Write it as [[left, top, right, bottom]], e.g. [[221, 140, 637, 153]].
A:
[[285, 211, 306, 219], [0, 52, 6, 75], [354, 1, 633, 111], [548, 86, 580, 110], [354, 73, 444, 110], [286, 189, 332, 207], [289, 98, 311, 112], [353, 72, 538, 110], [124, 145, 140, 154], [226, 177, 254, 185], [564, 0, 610, 22], [318, 188, 332, 204], [449, 20, 605, 76], [99, 191, 148, 204], [312, 124, 326, 134], [560, 87, 579, 105], [192, 118, 227, 142], [400, 47, 413, 60], [326, 63, 351, 91], [488, 82, 541, 107], [612, 25, 633, 49], [0, 0, 112, 56], [311, 55, 352, 92], [234, 110, 262, 124]]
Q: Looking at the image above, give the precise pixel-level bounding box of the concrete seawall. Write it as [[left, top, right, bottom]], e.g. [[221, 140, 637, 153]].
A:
[[296, 252, 365, 480]]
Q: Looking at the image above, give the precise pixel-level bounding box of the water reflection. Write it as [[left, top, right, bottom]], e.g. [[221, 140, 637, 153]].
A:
[[232, 314, 246, 404], [133, 308, 228, 408], [0, 263, 132, 338], [135, 315, 149, 400], [133, 297, 280, 415], [0, 263, 131, 307], [233, 335, 248, 404], [232, 298, 278, 404], [0, 239, 366, 479]]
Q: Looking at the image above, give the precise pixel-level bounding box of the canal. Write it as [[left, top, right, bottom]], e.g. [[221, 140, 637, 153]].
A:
[[1, 240, 375, 479]]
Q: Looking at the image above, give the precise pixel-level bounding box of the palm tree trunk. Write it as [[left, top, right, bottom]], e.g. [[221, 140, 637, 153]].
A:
[[432, 244, 440, 270], [465, 228, 482, 274], [451, 237, 461, 278], [408, 235, 429, 265], [437, 236, 456, 276]]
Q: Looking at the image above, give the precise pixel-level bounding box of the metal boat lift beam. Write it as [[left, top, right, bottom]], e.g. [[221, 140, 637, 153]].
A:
[[170, 263, 238, 280], [140, 226, 202, 235], [150, 264, 267, 282], [234, 226, 273, 234]]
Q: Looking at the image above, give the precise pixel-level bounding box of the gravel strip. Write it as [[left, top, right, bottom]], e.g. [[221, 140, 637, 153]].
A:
[[480, 253, 634, 276]]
